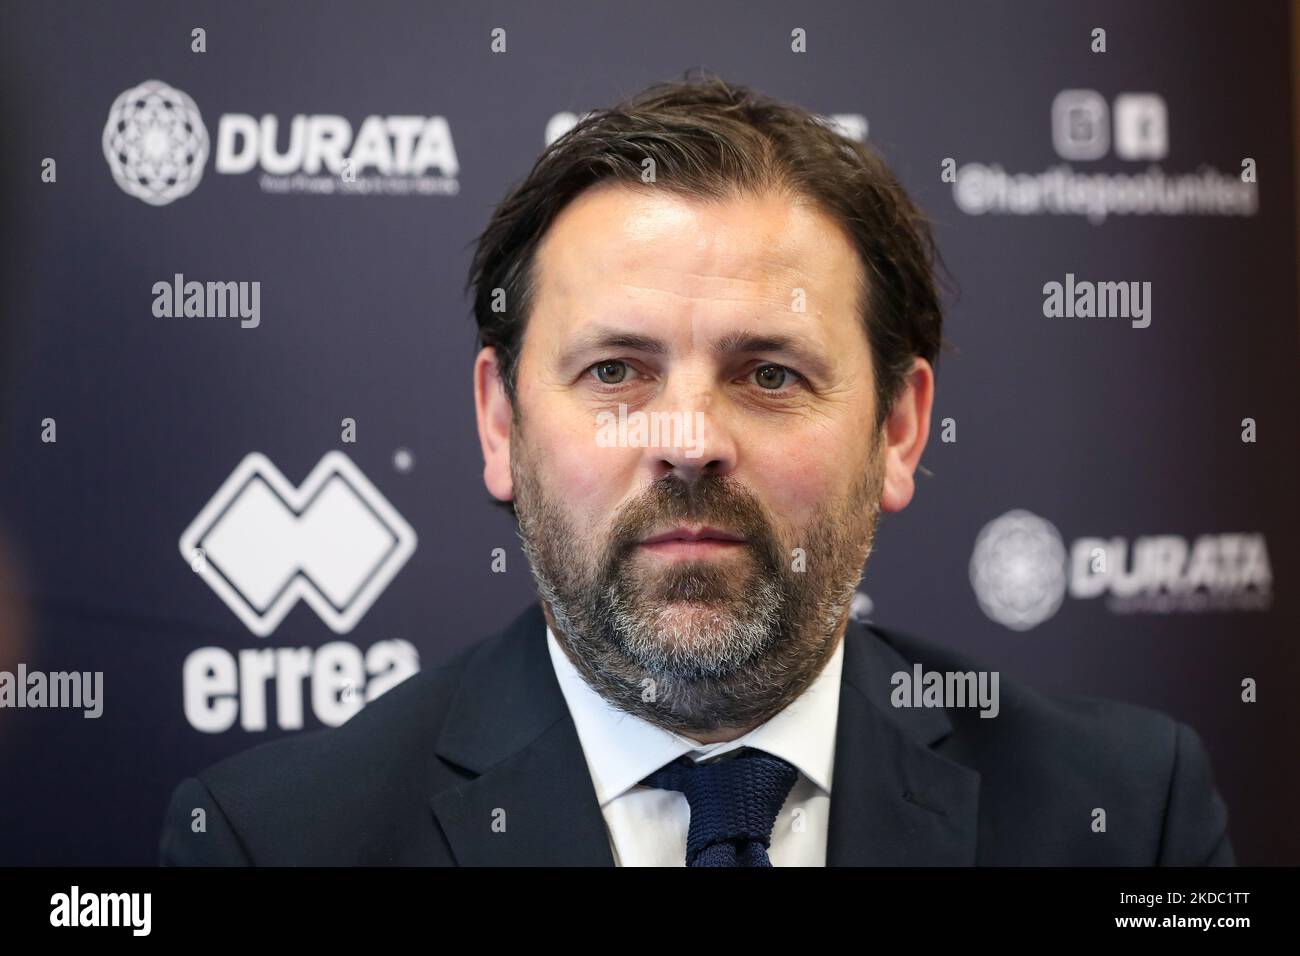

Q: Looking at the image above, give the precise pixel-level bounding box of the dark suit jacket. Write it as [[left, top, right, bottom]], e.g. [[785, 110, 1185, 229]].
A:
[[159, 602, 1234, 865]]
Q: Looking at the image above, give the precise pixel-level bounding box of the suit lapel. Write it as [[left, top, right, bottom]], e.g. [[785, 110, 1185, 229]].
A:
[[826, 619, 981, 865], [429, 604, 979, 866], [429, 603, 615, 866]]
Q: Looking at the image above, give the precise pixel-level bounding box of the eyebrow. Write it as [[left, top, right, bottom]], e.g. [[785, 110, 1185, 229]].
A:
[[560, 326, 832, 378]]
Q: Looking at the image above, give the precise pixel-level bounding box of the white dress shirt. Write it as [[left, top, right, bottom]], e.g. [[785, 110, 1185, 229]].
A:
[[545, 625, 844, 866]]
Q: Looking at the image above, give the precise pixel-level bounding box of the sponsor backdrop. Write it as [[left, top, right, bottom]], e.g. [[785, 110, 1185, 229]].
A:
[[0, 0, 1296, 865]]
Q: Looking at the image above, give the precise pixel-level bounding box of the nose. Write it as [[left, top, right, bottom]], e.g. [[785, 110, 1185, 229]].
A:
[[645, 373, 738, 486], [654, 444, 729, 486]]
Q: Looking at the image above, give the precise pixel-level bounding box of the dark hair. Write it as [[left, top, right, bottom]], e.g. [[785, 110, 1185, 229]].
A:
[[466, 69, 946, 435]]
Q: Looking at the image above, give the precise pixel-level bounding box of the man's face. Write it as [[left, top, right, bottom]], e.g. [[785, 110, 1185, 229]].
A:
[[475, 181, 928, 739]]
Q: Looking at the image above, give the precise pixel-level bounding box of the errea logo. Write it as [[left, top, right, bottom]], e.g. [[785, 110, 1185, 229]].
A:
[[180, 452, 417, 636]]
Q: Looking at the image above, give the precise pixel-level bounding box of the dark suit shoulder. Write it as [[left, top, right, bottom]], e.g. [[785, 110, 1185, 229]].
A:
[[872, 622, 1179, 753], [204, 639, 473, 785], [161, 635, 484, 865], [863, 623, 1233, 865]]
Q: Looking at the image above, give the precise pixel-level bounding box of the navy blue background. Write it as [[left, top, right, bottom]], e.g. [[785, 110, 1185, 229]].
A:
[[0, 0, 1295, 864]]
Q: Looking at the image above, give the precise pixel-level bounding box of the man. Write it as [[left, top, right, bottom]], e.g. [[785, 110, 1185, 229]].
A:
[[159, 74, 1233, 866]]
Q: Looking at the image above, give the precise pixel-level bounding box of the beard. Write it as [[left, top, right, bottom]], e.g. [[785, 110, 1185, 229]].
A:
[[511, 429, 886, 738]]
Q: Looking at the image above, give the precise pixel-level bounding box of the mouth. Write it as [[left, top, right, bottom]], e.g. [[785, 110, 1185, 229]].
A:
[[636, 526, 748, 559]]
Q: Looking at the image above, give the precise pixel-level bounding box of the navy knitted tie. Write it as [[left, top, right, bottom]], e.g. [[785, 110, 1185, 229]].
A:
[[640, 747, 799, 866]]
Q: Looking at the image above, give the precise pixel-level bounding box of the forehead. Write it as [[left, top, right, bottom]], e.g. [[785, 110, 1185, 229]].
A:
[[530, 181, 863, 335]]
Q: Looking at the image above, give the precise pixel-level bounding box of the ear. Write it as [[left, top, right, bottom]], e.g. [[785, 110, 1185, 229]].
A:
[[473, 346, 515, 504], [879, 357, 935, 514]]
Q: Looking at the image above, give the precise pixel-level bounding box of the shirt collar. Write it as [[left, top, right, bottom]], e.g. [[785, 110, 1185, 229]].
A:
[[546, 625, 843, 807]]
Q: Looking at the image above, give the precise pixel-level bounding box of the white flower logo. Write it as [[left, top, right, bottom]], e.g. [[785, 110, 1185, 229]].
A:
[[103, 80, 208, 206], [970, 510, 1068, 631]]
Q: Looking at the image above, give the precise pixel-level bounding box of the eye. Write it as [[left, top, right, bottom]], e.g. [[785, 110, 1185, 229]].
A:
[[752, 364, 795, 390], [590, 360, 631, 385]]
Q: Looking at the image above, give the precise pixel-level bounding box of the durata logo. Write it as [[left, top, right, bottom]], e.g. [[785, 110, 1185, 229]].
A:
[[179, 452, 417, 636], [214, 113, 459, 195], [102, 80, 209, 206], [103, 79, 459, 201], [971, 510, 1273, 630], [1068, 532, 1272, 614], [969, 510, 1069, 632]]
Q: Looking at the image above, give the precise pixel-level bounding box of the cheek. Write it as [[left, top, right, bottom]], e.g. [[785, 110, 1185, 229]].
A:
[[528, 410, 636, 534], [746, 426, 866, 530]]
